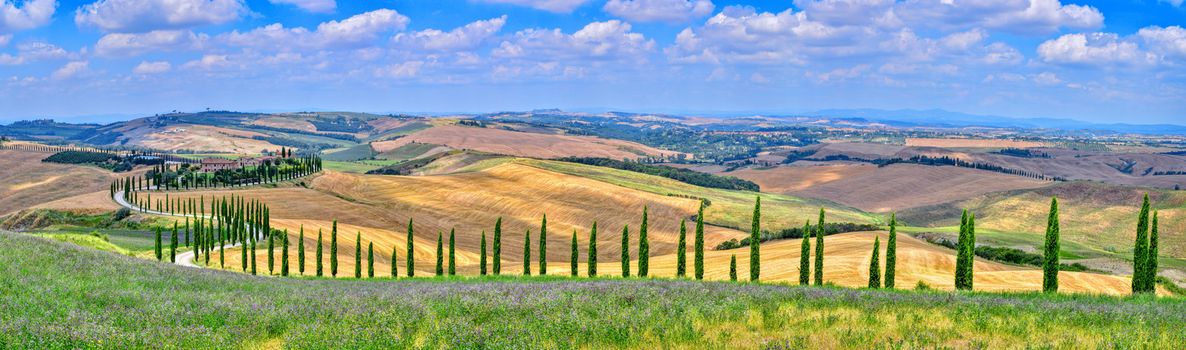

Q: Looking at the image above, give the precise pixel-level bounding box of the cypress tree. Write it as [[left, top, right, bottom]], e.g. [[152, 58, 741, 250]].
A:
[[885, 214, 897, 289], [368, 242, 374, 278], [799, 221, 811, 285], [391, 245, 398, 278], [1132, 194, 1150, 294], [620, 225, 630, 278], [249, 237, 256, 275], [694, 201, 705, 280], [523, 230, 532, 276], [331, 220, 338, 277], [1146, 211, 1159, 293], [316, 229, 324, 277], [268, 228, 275, 275], [749, 196, 760, 281], [185, 218, 190, 247], [539, 215, 548, 276], [729, 255, 737, 281], [571, 230, 579, 277], [1042, 197, 1060, 293], [281, 230, 290, 277], [638, 206, 649, 277], [480, 231, 488, 276], [493, 217, 502, 275], [170, 223, 178, 263], [436, 231, 444, 276], [967, 212, 976, 290], [814, 208, 825, 285], [448, 229, 456, 276], [155, 226, 162, 261], [406, 218, 415, 277], [588, 222, 598, 277], [868, 236, 881, 289], [676, 220, 687, 278], [355, 232, 362, 278], [298, 226, 306, 276]]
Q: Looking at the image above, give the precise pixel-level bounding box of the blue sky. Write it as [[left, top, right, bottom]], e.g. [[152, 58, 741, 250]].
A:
[[0, 0, 1183, 124]]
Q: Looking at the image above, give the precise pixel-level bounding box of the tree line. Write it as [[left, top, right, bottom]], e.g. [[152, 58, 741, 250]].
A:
[[112, 155, 322, 196], [557, 157, 760, 191], [137, 192, 1165, 296]]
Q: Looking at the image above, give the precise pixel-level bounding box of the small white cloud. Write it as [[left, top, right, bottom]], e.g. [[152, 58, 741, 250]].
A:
[[75, 0, 246, 33], [0, 41, 69, 65], [269, 0, 336, 13], [604, 0, 714, 23], [133, 61, 172, 74], [493, 20, 654, 62], [1032, 72, 1061, 85], [0, 0, 56, 33], [96, 30, 207, 57], [0, 34, 11, 47], [377, 60, 424, 78], [1037, 32, 1153, 66], [225, 9, 408, 50], [472, 0, 591, 13], [182, 54, 232, 70], [52, 61, 88, 80], [749, 72, 769, 84], [393, 16, 506, 52]]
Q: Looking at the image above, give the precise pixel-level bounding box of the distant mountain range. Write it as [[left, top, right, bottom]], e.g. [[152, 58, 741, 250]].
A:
[[803, 109, 1186, 136]]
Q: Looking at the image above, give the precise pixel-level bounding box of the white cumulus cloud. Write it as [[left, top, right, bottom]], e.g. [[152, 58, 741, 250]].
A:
[[224, 9, 408, 50], [133, 60, 171, 74], [393, 16, 506, 52], [1, 0, 56, 33], [52, 61, 88, 80], [1037, 32, 1153, 66], [95, 30, 207, 56], [493, 20, 654, 61], [604, 0, 714, 23], [75, 0, 246, 33]]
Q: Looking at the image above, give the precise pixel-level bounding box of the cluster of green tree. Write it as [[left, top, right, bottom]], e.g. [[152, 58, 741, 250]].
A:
[[714, 222, 881, 250], [1152, 171, 1186, 176], [147, 194, 273, 273], [1132, 195, 1161, 294], [309, 116, 374, 133], [556, 157, 760, 191], [996, 148, 1051, 158], [248, 125, 362, 142], [114, 155, 322, 195], [456, 120, 485, 127], [251, 136, 338, 152], [0, 119, 99, 139]]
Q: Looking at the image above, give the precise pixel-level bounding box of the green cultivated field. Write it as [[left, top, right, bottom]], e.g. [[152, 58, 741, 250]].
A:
[[4, 231, 1184, 349]]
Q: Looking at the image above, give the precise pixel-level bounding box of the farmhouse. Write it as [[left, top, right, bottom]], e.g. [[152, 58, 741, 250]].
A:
[[199, 158, 237, 172]]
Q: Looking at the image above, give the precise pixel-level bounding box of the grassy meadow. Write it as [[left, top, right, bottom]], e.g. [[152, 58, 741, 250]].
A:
[[3, 231, 1185, 349]]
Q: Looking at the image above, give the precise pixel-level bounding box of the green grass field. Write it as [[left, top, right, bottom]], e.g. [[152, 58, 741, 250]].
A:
[[321, 143, 375, 162], [2, 231, 1184, 349], [520, 159, 879, 231]]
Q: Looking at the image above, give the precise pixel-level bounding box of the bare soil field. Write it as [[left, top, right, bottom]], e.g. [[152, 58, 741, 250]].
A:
[[731, 163, 1052, 212], [905, 138, 1045, 148], [371, 125, 678, 160], [0, 150, 136, 216]]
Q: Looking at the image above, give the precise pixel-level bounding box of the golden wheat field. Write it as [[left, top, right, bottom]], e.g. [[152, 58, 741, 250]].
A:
[[0, 150, 137, 215], [371, 125, 678, 160]]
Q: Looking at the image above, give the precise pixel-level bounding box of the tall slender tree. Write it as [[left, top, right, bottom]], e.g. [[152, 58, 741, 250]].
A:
[[885, 214, 898, 289], [316, 229, 324, 277], [480, 231, 488, 276], [493, 217, 502, 275], [281, 231, 290, 277], [620, 225, 630, 278], [676, 220, 687, 278], [268, 227, 275, 275], [588, 222, 598, 277], [170, 223, 178, 263], [571, 230, 579, 277], [436, 231, 444, 276], [155, 226, 162, 261], [868, 237, 881, 288], [638, 206, 649, 277], [249, 237, 257, 275], [406, 218, 415, 277], [539, 215, 548, 275], [368, 242, 374, 278], [749, 197, 760, 281], [1132, 194, 1150, 294], [298, 226, 306, 276], [814, 208, 825, 285], [331, 220, 338, 277], [448, 229, 456, 276], [955, 210, 969, 289], [729, 255, 737, 281], [1042, 197, 1060, 293], [354, 232, 362, 279], [695, 201, 705, 280], [799, 221, 811, 285], [523, 230, 532, 276], [391, 245, 398, 278]]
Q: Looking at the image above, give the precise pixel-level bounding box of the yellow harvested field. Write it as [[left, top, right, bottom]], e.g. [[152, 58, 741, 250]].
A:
[[0, 150, 137, 215], [250, 116, 316, 132], [130, 124, 282, 153], [906, 138, 1045, 148], [732, 164, 1051, 212], [372, 125, 678, 160]]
